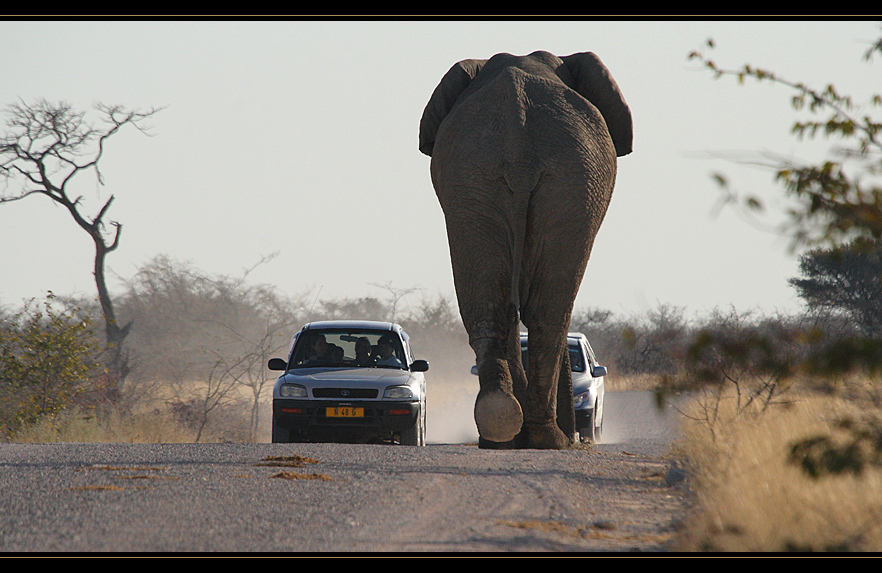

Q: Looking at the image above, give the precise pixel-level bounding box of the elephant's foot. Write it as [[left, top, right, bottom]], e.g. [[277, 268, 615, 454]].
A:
[[478, 436, 515, 449], [478, 430, 528, 450], [474, 388, 523, 444], [525, 422, 571, 450]]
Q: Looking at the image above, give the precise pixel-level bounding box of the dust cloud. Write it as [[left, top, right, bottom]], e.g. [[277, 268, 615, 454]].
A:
[[600, 391, 685, 445], [426, 378, 479, 444], [424, 388, 686, 447]]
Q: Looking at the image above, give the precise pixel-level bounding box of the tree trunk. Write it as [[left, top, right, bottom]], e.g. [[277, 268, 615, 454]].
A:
[[93, 238, 131, 403]]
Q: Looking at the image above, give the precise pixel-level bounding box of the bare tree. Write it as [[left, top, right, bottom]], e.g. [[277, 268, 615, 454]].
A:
[[201, 320, 293, 441], [0, 99, 161, 394], [368, 281, 419, 322]]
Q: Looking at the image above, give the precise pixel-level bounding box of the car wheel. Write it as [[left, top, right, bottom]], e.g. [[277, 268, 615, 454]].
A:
[[580, 403, 599, 444], [400, 407, 425, 446], [271, 417, 291, 443]]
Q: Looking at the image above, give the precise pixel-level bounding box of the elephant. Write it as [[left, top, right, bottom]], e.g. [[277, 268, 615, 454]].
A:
[[419, 51, 632, 449]]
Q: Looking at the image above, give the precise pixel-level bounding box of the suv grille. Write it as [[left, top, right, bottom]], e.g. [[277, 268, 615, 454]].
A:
[[312, 388, 378, 399]]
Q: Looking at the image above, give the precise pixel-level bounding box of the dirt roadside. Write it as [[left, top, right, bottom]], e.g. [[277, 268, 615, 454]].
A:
[[362, 442, 688, 552]]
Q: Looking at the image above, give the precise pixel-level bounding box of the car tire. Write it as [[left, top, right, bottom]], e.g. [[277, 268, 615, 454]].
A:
[[271, 418, 291, 443], [580, 400, 601, 444], [400, 406, 425, 446]]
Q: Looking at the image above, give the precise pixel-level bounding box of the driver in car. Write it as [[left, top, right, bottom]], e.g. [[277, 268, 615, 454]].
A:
[[375, 334, 403, 367]]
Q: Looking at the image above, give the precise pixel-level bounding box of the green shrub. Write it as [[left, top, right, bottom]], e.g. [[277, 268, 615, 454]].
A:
[[0, 294, 99, 439]]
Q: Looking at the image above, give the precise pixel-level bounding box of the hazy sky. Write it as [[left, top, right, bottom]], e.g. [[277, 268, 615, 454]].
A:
[[1, 19, 880, 320]]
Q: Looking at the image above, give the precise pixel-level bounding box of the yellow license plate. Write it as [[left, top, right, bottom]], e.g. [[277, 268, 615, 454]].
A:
[[326, 406, 364, 418]]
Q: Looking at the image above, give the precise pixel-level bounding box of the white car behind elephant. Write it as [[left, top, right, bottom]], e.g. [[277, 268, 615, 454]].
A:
[[549, 333, 606, 444], [472, 332, 607, 444]]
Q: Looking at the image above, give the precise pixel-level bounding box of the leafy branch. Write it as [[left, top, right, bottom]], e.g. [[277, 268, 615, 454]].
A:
[[688, 37, 882, 250]]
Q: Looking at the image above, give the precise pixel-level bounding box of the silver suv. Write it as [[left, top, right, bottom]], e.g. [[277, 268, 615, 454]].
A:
[[268, 321, 429, 445]]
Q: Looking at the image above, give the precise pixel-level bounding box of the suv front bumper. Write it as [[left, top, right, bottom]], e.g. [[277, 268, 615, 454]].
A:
[[273, 398, 419, 438]]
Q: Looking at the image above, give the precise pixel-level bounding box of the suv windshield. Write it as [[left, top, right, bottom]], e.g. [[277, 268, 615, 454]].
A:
[[520, 342, 586, 372], [289, 329, 407, 370]]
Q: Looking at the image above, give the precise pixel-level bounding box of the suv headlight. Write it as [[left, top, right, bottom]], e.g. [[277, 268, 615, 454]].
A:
[[573, 391, 590, 409], [279, 384, 307, 398], [384, 386, 414, 400]]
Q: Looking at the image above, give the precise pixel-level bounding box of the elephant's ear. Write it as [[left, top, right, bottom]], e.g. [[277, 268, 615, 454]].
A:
[[419, 59, 486, 156], [561, 52, 633, 157]]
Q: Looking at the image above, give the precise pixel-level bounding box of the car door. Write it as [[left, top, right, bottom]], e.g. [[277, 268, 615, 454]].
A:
[[584, 340, 604, 416]]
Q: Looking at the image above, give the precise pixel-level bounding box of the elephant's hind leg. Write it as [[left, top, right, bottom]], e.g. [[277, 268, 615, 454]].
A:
[[437, 182, 526, 445], [518, 175, 604, 449], [471, 335, 524, 444], [556, 348, 576, 442]]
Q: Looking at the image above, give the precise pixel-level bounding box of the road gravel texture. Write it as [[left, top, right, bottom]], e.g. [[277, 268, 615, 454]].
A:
[[0, 391, 689, 553]]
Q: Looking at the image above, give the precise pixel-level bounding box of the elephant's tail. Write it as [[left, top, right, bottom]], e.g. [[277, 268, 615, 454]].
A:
[[505, 169, 534, 312]]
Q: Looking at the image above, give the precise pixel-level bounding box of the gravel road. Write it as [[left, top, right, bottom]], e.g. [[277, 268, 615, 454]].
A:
[[0, 391, 689, 553]]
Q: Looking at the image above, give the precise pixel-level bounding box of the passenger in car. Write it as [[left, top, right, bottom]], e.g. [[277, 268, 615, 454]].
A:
[[355, 337, 375, 366], [329, 344, 345, 364], [305, 335, 330, 364]]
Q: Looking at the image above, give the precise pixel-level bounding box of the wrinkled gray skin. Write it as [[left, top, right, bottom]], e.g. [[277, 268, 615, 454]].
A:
[[419, 51, 632, 449]]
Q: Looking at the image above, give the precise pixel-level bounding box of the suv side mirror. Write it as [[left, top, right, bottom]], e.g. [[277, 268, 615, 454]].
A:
[[591, 365, 607, 378], [410, 359, 429, 372], [268, 358, 288, 371]]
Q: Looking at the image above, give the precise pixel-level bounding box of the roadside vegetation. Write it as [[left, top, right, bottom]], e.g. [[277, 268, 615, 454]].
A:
[[666, 30, 882, 551], [671, 384, 882, 551]]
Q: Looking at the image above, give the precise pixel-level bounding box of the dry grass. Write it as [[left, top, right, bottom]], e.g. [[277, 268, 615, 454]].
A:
[[7, 376, 262, 444], [10, 406, 196, 443], [670, 385, 882, 552], [605, 373, 665, 392]]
